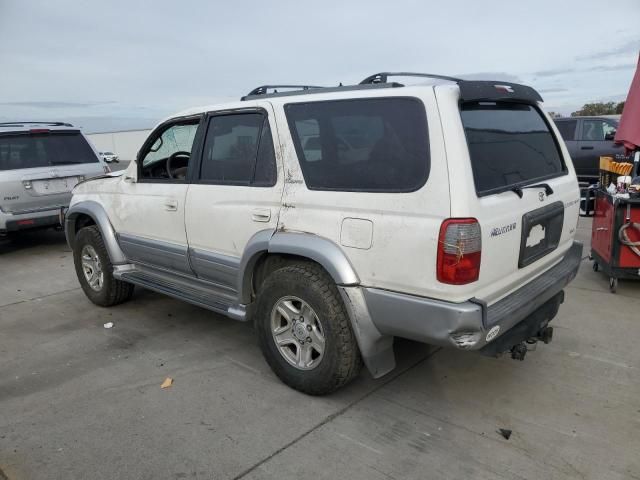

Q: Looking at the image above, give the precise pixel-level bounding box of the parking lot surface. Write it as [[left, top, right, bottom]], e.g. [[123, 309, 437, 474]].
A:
[[1, 218, 638, 480]]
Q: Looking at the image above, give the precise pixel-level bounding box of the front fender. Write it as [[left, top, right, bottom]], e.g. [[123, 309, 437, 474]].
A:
[[65, 200, 127, 264]]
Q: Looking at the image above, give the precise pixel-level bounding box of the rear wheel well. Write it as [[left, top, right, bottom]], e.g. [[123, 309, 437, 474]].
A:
[[251, 253, 330, 300]]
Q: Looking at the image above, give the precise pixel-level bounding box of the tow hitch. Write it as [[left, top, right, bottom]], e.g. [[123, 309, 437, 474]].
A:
[[510, 326, 554, 361]]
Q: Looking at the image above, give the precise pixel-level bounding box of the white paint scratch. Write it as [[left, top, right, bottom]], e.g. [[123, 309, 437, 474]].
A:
[[568, 351, 634, 369], [336, 433, 383, 455]]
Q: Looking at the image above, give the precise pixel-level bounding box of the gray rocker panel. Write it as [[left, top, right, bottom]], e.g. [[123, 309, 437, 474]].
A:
[[189, 247, 240, 292], [118, 233, 192, 275]]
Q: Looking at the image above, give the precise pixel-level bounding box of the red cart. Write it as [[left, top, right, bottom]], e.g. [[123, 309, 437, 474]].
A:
[[591, 190, 640, 292]]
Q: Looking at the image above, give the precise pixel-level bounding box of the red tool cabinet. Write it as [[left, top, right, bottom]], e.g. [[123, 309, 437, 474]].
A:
[[591, 190, 640, 292]]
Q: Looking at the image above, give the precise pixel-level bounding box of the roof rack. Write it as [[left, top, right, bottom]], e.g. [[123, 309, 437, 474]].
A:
[[0, 121, 74, 127], [243, 85, 324, 99], [359, 72, 463, 85]]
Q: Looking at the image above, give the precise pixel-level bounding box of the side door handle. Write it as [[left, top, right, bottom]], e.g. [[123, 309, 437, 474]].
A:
[[251, 208, 271, 222], [165, 200, 178, 212], [581, 146, 594, 150]]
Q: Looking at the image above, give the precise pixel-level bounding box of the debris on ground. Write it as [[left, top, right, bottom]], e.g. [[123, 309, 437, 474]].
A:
[[103, 322, 114, 329], [498, 429, 512, 440], [160, 377, 173, 389]]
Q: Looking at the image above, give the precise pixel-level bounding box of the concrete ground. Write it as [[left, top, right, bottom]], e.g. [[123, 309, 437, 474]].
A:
[[0, 218, 638, 480]]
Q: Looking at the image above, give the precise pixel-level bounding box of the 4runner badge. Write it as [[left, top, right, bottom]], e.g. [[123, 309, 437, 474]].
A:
[[490, 222, 516, 237]]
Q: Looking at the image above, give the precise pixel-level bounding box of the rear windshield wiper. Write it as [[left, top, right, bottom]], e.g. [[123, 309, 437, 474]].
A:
[[511, 183, 554, 198]]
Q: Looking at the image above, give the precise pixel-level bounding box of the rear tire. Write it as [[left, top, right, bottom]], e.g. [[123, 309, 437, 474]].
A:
[[255, 262, 362, 395], [73, 225, 134, 306]]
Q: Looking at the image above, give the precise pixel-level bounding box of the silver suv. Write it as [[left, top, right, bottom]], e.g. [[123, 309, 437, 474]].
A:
[[0, 122, 107, 236]]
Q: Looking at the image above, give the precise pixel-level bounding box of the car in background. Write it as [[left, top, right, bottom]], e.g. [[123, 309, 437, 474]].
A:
[[0, 121, 109, 236], [554, 116, 626, 184], [99, 151, 119, 163]]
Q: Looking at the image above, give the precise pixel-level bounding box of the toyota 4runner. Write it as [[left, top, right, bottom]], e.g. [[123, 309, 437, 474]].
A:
[[65, 73, 583, 394]]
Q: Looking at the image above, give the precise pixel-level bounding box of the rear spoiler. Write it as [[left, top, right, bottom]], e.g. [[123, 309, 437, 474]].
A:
[[359, 73, 544, 105], [458, 81, 543, 105]]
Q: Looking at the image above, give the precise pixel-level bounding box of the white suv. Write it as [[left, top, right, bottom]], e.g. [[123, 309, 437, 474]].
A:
[[64, 73, 582, 394]]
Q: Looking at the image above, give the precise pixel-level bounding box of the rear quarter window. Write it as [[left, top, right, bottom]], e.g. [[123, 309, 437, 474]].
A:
[[285, 97, 430, 192], [461, 102, 566, 195]]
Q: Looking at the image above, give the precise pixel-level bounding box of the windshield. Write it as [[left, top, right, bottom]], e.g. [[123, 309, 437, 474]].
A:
[[0, 132, 98, 171], [461, 102, 566, 195]]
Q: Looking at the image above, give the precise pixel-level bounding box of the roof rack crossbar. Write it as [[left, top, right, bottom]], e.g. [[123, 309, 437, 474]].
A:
[[359, 72, 463, 85], [0, 121, 74, 127], [245, 85, 325, 97]]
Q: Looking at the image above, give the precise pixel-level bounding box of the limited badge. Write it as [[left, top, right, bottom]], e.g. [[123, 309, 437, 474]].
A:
[[486, 325, 500, 342]]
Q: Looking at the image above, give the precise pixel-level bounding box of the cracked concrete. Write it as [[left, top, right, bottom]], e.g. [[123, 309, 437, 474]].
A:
[[0, 219, 638, 479]]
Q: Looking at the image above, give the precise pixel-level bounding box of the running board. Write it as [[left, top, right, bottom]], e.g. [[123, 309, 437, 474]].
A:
[[114, 265, 247, 321]]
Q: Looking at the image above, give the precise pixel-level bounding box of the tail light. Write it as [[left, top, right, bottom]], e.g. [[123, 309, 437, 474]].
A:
[[437, 218, 481, 285]]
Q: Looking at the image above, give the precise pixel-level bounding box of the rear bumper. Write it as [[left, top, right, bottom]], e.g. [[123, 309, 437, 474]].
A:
[[0, 206, 67, 233], [363, 241, 583, 352]]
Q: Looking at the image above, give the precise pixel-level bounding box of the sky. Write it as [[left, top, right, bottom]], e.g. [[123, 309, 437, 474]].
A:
[[0, 0, 638, 133]]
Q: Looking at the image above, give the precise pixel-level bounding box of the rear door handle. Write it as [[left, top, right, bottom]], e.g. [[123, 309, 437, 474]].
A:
[[251, 208, 271, 222], [581, 146, 594, 150], [165, 200, 178, 211]]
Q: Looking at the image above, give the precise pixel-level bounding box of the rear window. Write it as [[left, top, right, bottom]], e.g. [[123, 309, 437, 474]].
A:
[[285, 97, 430, 192], [461, 103, 565, 195], [0, 132, 98, 171]]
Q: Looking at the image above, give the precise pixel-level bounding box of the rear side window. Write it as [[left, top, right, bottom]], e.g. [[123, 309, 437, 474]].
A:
[[461, 103, 565, 195], [555, 120, 577, 141], [285, 97, 430, 192], [0, 132, 98, 171]]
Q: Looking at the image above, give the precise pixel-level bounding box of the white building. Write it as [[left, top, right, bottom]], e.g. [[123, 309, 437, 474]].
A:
[[86, 129, 151, 162]]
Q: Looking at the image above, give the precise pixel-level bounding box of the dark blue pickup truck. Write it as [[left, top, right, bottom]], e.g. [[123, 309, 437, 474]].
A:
[[554, 116, 627, 183]]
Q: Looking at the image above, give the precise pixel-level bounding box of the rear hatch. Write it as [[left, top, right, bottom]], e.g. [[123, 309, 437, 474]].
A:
[[0, 129, 104, 214], [438, 84, 580, 305]]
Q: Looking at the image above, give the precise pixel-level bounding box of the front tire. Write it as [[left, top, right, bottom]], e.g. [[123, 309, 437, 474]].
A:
[[255, 263, 362, 395], [73, 225, 134, 306]]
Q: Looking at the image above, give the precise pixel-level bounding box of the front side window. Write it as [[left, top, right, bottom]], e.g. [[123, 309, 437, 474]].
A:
[[285, 97, 430, 192], [199, 112, 276, 186], [581, 119, 617, 141], [140, 120, 199, 180], [461, 102, 565, 195]]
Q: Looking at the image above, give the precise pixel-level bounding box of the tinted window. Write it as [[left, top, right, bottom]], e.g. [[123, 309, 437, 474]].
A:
[[285, 98, 430, 192], [200, 113, 276, 186], [555, 120, 577, 141], [581, 119, 616, 141], [0, 132, 97, 171], [461, 102, 565, 195]]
